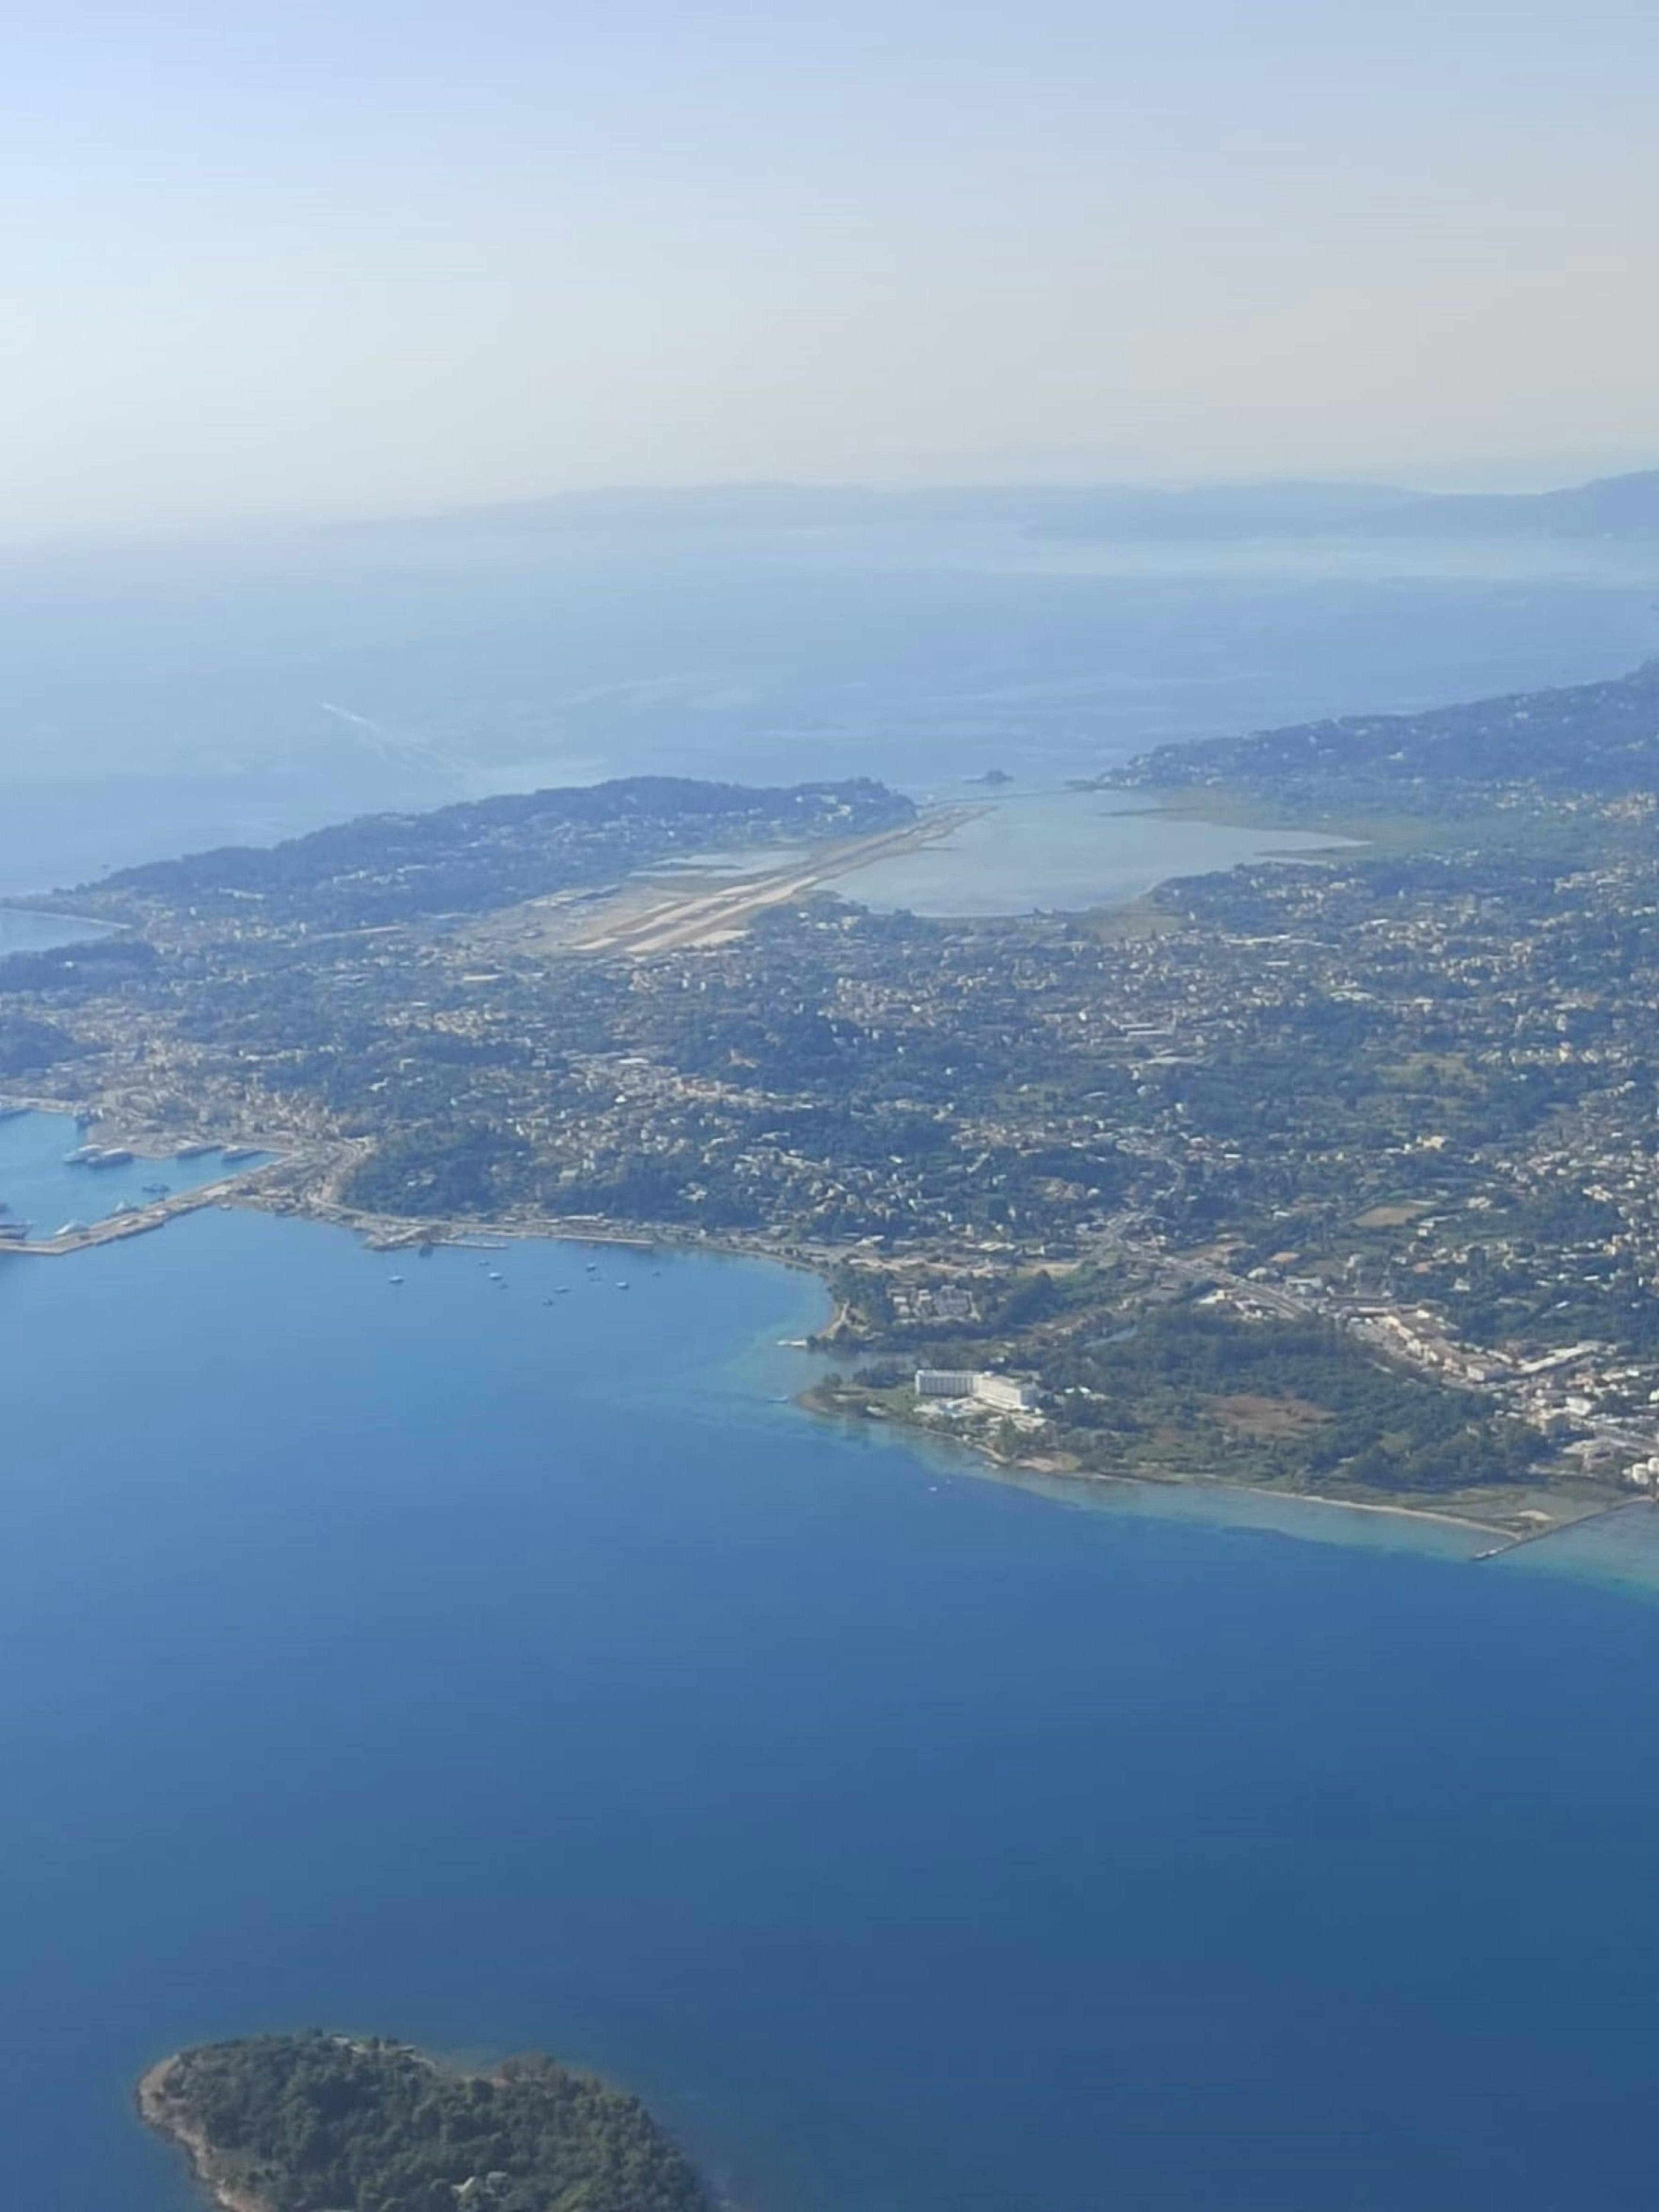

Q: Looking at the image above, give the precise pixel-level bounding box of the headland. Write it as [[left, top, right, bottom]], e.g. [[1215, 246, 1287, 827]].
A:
[[9, 677, 1659, 1549], [139, 2034, 709, 2212]]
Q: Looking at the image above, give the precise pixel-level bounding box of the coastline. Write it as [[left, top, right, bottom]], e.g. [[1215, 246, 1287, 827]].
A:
[[137, 2041, 730, 2212], [0, 1114, 1618, 1561], [138, 2060, 267, 2212], [203, 1170, 1548, 1550], [0, 900, 119, 935], [797, 1381, 1521, 1554], [0, 1104, 295, 1256]]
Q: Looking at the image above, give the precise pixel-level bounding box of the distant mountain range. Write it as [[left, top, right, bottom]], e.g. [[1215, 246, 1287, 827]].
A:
[[352, 470, 1659, 543], [1028, 471, 1659, 542]]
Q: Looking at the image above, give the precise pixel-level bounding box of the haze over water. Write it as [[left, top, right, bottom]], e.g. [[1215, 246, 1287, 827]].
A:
[[4, 518, 1657, 892], [5, 1171, 1659, 2212]]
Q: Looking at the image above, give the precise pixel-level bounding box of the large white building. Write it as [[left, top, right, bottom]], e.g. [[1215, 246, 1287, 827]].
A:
[[914, 1369, 1036, 1412], [914, 1369, 981, 1399], [972, 1373, 1037, 1413]]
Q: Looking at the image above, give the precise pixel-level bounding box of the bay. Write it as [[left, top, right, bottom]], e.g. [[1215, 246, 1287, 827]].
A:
[[0, 908, 110, 955], [5, 1192, 1659, 2212]]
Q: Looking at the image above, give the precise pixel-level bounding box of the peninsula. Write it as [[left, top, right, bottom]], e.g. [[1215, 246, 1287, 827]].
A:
[[139, 2033, 709, 2212], [11, 670, 1659, 1541]]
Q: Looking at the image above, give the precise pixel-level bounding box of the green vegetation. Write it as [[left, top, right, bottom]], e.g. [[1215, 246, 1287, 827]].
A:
[[142, 2033, 708, 2212], [95, 775, 912, 928], [1115, 659, 1659, 817], [1044, 1303, 1543, 1493], [820, 1270, 1544, 1496], [0, 936, 156, 998], [15, 674, 1659, 1515], [0, 1011, 80, 1075]]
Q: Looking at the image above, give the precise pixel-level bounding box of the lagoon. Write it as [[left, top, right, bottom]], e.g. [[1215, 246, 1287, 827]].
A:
[[6, 1195, 1659, 2212], [844, 793, 1350, 918]]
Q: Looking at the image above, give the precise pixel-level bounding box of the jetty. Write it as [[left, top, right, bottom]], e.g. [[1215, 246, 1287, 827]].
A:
[[5, 1152, 305, 1257], [1471, 1497, 1653, 1563]]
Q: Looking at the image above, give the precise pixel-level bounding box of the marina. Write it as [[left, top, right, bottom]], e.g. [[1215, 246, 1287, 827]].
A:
[[0, 1111, 281, 1250]]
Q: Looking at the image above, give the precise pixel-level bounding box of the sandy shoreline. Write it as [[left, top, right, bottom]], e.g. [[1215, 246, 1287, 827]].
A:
[[807, 1389, 1523, 1549], [0, 901, 119, 937]]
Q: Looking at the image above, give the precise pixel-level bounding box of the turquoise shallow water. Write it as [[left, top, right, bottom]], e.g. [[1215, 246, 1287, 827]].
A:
[[5, 1174, 1659, 2212]]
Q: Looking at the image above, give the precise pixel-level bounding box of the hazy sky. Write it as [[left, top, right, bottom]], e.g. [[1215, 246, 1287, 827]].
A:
[[7, 0, 1657, 535]]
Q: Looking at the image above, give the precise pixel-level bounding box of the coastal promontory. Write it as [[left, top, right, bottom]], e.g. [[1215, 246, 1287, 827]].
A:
[[138, 2032, 709, 2212]]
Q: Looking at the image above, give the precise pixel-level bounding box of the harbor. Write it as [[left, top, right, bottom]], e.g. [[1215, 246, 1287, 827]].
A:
[[0, 1105, 293, 1253]]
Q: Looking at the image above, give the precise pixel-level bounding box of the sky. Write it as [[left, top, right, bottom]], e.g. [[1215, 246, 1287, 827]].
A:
[[6, 0, 1658, 537]]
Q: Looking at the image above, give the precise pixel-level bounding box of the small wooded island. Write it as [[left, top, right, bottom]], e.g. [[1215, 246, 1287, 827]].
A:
[[139, 2033, 710, 2212]]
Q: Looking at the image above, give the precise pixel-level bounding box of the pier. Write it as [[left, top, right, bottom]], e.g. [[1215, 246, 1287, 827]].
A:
[[3, 1152, 308, 1257], [1471, 1497, 1655, 1563]]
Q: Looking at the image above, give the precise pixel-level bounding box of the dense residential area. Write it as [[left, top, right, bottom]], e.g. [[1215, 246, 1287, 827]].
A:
[[8, 665, 1659, 1526]]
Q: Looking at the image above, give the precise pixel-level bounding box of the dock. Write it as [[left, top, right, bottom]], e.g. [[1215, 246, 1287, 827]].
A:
[[1471, 1497, 1653, 1563], [3, 1153, 303, 1257]]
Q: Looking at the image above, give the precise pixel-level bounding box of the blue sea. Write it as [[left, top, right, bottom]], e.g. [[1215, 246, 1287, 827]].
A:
[[5, 1120, 1659, 2210], [7, 521, 1659, 2209]]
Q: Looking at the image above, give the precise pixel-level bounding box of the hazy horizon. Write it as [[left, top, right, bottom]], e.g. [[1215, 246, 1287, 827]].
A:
[[9, 0, 1657, 542], [10, 458, 1659, 561]]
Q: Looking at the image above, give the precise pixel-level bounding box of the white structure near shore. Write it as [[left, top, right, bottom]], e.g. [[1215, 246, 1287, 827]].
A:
[[915, 1369, 1036, 1412]]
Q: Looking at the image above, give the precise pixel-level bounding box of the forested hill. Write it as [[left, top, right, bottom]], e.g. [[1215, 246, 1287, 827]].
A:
[[140, 2033, 710, 2212], [1110, 662, 1659, 815], [89, 775, 912, 928]]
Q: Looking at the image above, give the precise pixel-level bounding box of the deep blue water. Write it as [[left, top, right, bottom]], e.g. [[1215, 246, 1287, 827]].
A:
[[5, 1197, 1659, 2212]]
